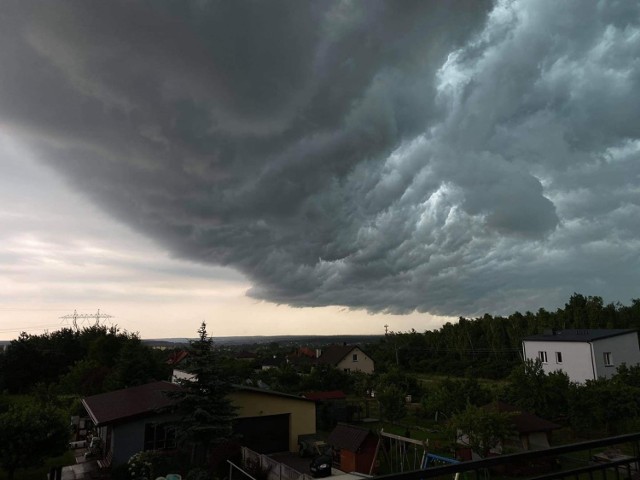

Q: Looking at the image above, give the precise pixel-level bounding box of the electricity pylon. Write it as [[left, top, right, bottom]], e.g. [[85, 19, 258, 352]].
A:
[[59, 309, 114, 331]]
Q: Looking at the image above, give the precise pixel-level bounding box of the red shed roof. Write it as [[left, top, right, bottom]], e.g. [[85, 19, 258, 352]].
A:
[[327, 424, 376, 452], [82, 381, 181, 427]]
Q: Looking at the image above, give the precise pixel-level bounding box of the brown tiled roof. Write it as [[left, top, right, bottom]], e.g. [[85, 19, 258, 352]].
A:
[[82, 381, 181, 426], [317, 345, 358, 366], [482, 401, 561, 433], [327, 424, 375, 451], [167, 350, 189, 365], [303, 390, 347, 401]]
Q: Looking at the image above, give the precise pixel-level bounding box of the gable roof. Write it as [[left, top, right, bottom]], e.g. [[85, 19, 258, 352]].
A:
[[523, 329, 637, 343], [327, 424, 375, 451], [482, 401, 560, 433], [318, 345, 361, 365], [83, 381, 181, 427], [303, 390, 347, 401], [167, 350, 189, 365]]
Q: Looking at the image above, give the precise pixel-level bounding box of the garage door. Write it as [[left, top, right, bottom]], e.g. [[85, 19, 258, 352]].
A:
[[234, 414, 289, 454]]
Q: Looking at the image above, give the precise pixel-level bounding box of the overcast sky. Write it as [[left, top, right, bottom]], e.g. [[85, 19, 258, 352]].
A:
[[1, 1, 639, 339]]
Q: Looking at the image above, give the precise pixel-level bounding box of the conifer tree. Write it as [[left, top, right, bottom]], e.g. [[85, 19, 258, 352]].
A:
[[173, 322, 236, 464]]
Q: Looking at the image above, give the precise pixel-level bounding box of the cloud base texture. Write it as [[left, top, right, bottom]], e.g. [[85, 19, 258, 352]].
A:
[[1, 0, 640, 317]]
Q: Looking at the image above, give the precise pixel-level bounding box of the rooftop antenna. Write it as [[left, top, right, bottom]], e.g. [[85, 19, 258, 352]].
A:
[[59, 309, 114, 331]]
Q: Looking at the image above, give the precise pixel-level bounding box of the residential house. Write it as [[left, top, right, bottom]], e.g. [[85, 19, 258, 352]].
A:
[[286, 347, 317, 371], [317, 345, 374, 374], [327, 424, 378, 475], [522, 329, 640, 383], [82, 381, 316, 467]]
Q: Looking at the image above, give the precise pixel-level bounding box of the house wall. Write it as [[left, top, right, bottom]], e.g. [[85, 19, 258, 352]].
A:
[[523, 340, 594, 382], [340, 450, 357, 473], [523, 333, 640, 383], [336, 348, 374, 374], [110, 413, 176, 466], [112, 418, 147, 466], [354, 436, 378, 474], [527, 431, 550, 449], [229, 390, 316, 453], [171, 368, 196, 383], [591, 333, 640, 379]]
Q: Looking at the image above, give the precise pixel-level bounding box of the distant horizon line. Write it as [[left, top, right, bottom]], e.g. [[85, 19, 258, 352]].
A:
[[0, 333, 385, 344]]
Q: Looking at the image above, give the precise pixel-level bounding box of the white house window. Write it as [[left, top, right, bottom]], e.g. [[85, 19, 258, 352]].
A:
[[538, 351, 548, 363], [555, 352, 563, 363], [352, 354, 358, 362], [603, 352, 613, 366]]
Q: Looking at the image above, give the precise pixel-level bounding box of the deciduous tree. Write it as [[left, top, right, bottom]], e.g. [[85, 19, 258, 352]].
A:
[[0, 403, 69, 480], [449, 404, 516, 458]]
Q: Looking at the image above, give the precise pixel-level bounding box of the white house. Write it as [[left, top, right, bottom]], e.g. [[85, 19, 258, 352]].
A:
[[317, 345, 375, 374], [522, 329, 640, 383]]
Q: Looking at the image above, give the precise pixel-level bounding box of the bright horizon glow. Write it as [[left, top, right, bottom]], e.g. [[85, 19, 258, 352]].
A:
[[0, 132, 451, 341]]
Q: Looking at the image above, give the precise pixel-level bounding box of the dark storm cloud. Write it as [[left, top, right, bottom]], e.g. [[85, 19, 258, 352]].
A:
[[2, 0, 640, 317]]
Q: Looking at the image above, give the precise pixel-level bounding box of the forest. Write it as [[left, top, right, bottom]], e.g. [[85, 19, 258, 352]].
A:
[[368, 293, 640, 378]]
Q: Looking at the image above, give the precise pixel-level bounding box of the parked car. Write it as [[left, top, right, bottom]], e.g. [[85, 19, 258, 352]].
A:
[[310, 454, 332, 478]]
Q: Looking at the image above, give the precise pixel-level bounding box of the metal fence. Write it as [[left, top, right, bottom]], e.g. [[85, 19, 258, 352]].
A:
[[238, 447, 315, 480]]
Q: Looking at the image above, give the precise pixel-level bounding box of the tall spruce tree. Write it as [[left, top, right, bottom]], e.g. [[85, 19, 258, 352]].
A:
[[173, 322, 236, 464]]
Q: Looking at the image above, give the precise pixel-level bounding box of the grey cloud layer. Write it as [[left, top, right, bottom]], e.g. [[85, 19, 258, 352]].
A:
[[2, 0, 639, 316]]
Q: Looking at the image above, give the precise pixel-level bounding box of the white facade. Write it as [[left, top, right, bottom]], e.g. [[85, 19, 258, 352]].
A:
[[522, 330, 640, 383]]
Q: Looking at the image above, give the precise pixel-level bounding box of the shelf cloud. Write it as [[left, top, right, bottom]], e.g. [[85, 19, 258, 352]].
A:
[[2, 0, 639, 317]]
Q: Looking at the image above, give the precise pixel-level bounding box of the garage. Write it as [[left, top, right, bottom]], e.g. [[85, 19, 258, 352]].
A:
[[234, 413, 290, 454]]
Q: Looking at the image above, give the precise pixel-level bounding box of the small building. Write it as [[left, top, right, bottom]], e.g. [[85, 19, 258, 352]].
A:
[[456, 402, 560, 461], [82, 382, 316, 467], [327, 424, 378, 474], [82, 381, 181, 467], [522, 329, 640, 383], [317, 345, 374, 374], [230, 386, 316, 454]]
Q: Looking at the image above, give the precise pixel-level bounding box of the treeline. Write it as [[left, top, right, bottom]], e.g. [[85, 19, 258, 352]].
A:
[[0, 325, 171, 395], [369, 293, 640, 378]]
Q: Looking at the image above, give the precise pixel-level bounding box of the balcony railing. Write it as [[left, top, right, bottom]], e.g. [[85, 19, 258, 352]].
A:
[[376, 432, 640, 480]]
